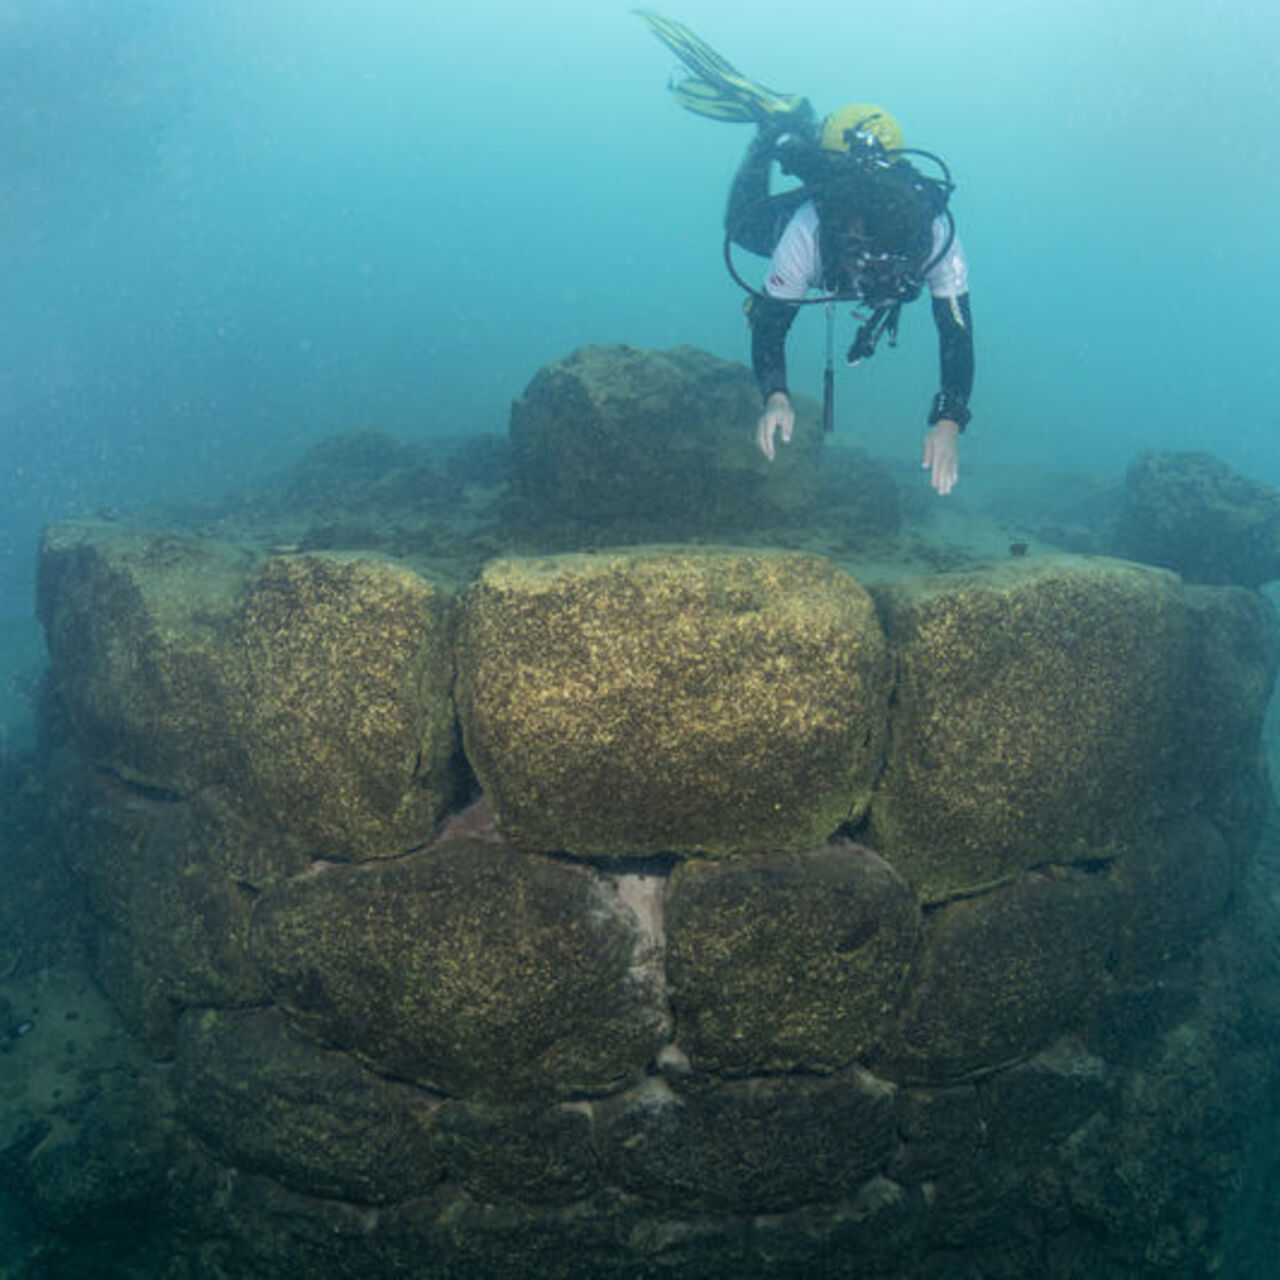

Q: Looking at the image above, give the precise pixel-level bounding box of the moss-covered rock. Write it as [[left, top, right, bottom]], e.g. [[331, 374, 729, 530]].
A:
[[84, 922, 182, 1056], [880, 869, 1119, 1082], [893, 1037, 1110, 1246], [54, 760, 155, 939], [173, 1006, 440, 1205], [1106, 815, 1242, 982], [433, 1100, 599, 1205], [664, 843, 918, 1074], [868, 556, 1188, 901], [817, 444, 903, 546], [595, 1070, 897, 1213], [455, 548, 889, 857], [121, 795, 275, 1009], [250, 835, 668, 1100], [108, 788, 313, 1013], [508, 344, 823, 541], [232, 552, 457, 855], [37, 522, 459, 857], [1114, 449, 1280, 587], [55, 772, 306, 1047], [36, 523, 251, 793], [980, 1036, 1110, 1164], [1178, 583, 1279, 821]]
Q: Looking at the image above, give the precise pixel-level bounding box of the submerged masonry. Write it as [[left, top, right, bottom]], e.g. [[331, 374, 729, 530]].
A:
[[16, 515, 1280, 1278]]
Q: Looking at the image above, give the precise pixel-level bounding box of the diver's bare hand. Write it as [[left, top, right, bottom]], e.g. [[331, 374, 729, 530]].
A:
[[922, 420, 960, 496], [756, 392, 795, 461]]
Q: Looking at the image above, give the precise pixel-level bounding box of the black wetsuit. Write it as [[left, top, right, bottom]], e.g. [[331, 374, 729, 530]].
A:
[[726, 135, 975, 430]]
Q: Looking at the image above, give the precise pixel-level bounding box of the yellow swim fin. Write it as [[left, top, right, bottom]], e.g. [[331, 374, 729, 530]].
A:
[[634, 10, 809, 125]]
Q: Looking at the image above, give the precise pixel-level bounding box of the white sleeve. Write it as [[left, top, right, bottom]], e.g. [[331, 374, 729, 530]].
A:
[[764, 201, 822, 301], [925, 219, 969, 298]]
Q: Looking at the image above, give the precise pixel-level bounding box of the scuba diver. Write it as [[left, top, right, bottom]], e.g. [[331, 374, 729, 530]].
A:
[[636, 11, 974, 496]]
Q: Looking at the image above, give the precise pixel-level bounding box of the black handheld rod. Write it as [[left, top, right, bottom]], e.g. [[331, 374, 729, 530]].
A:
[[823, 302, 835, 433]]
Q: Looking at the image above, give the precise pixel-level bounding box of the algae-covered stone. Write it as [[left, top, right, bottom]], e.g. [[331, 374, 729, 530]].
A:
[[173, 1007, 440, 1206], [434, 1100, 598, 1205], [1106, 815, 1241, 982], [169, 785, 311, 890], [56, 761, 157, 936], [893, 1038, 1110, 1244], [1178, 584, 1279, 817], [1114, 449, 1280, 587], [869, 556, 1188, 901], [982, 1037, 1109, 1162], [455, 548, 889, 857], [103, 790, 310, 1016], [233, 552, 457, 855], [87, 921, 182, 1055], [881, 870, 1119, 1082], [595, 1070, 897, 1213], [37, 522, 459, 857], [37, 522, 251, 793], [25, 1047, 171, 1229], [250, 835, 668, 1100], [122, 795, 279, 1009], [664, 843, 918, 1074], [56, 773, 307, 1044], [508, 343, 822, 539]]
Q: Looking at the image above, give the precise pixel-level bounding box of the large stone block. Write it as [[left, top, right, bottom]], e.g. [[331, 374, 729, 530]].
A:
[[55, 760, 158, 935], [1114, 449, 1280, 587], [455, 548, 890, 857], [433, 1100, 599, 1206], [664, 843, 918, 1074], [1106, 815, 1242, 982], [87, 789, 308, 1026], [892, 1038, 1110, 1245], [37, 522, 459, 857], [1178, 583, 1279, 821], [173, 1007, 440, 1206], [36, 523, 250, 793], [508, 344, 823, 539], [250, 835, 669, 1100], [119, 794, 277, 1010], [54, 769, 308, 1048], [868, 556, 1189, 901], [595, 1071, 897, 1214], [880, 869, 1120, 1082], [232, 552, 457, 854]]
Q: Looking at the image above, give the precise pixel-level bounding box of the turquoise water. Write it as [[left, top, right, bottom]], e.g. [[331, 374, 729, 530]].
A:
[[1, 0, 1277, 617], [1, 8, 1279, 1269]]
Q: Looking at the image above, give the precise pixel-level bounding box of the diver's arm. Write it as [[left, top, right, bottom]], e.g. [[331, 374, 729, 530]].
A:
[[919, 292, 972, 495], [747, 204, 816, 459], [922, 221, 973, 431], [748, 294, 798, 401], [929, 292, 974, 431], [726, 113, 817, 258], [725, 134, 779, 258], [749, 296, 800, 461]]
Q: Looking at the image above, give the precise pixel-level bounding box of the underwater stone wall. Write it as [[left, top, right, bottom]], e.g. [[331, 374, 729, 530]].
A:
[[20, 518, 1280, 1278], [507, 344, 826, 539]]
